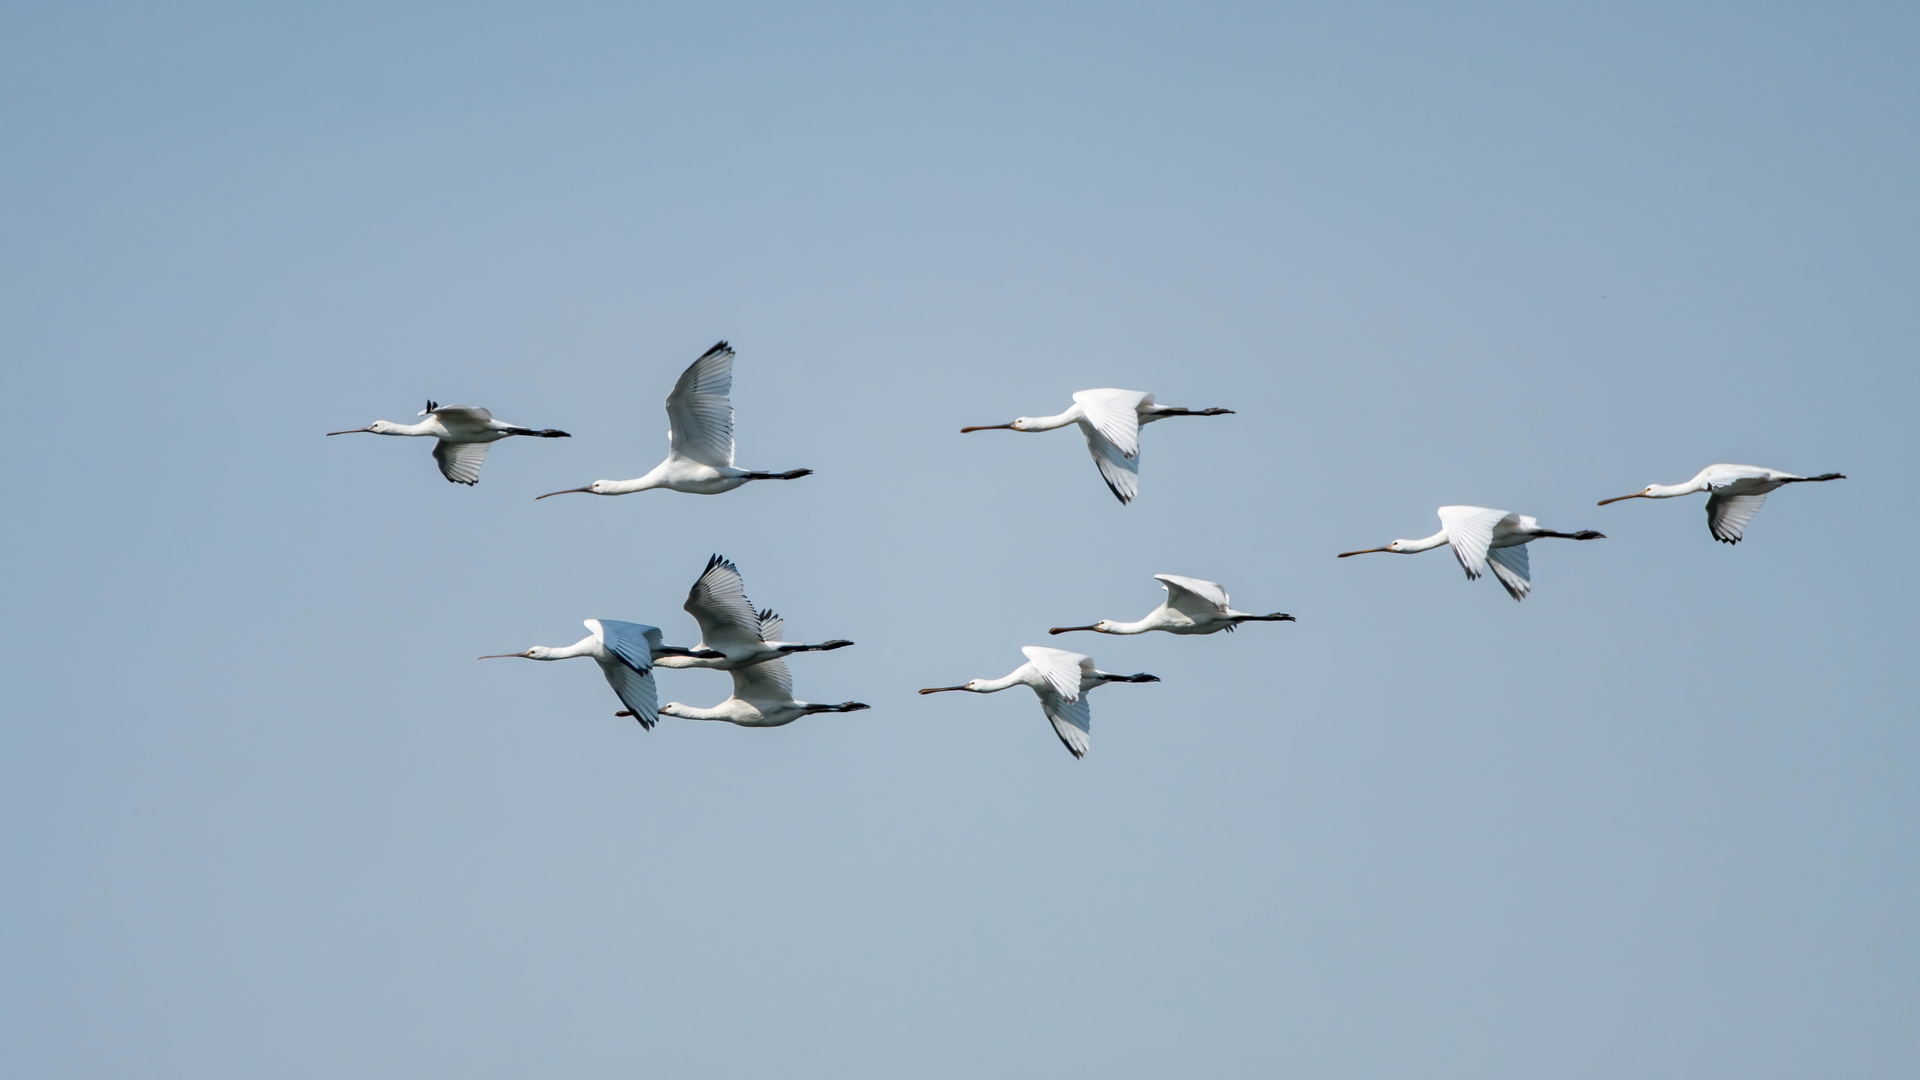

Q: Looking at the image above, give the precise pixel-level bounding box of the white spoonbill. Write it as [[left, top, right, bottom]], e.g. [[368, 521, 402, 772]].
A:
[[327, 401, 570, 485], [960, 389, 1232, 504], [1050, 574, 1294, 636], [1597, 464, 1845, 544], [481, 619, 674, 729], [651, 554, 853, 671], [639, 613, 869, 728], [538, 341, 811, 500], [1337, 505, 1605, 602], [918, 646, 1158, 759]]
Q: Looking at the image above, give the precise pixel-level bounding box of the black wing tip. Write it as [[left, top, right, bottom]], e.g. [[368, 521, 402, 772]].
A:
[[699, 340, 733, 360]]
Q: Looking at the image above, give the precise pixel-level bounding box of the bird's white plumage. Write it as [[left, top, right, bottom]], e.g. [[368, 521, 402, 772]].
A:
[[1154, 574, 1231, 621], [1706, 492, 1768, 544], [1484, 543, 1532, 601], [432, 440, 490, 485], [428, 405, 495, 429], [683, 556, 764, 651], [587, 619, 661, 673], [664, 342, 737, 468], [1042, 692, 1093, 758], [600, 660, 660, 729], [1072, 389, 1149, 459], [1021, 646, 1088, 703], [1084, 428, 1142, 504], [1437, 505, 1515, 581]]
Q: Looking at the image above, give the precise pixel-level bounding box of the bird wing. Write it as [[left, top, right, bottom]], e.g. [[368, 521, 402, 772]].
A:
[[1436, 506, 1514, 581], [1706, 492, 1768, 544], [729, 657, 794, 703], [432, 440, 490, 485], [757, 609, 784, 644], [1154, 574, 1230, 619], [683, 554, 765, 649], [1484, 543, 1532, 601], [1071, 389, 1149, 458], [1040, 690, 1092, 759], [1020, 646, 1087, 702], [599, 659, 659, 730], [1083, 428, 1141, 505], [586, 619, 662, 673], [664, 341, 736, 468], [429, 405, 493, 430]]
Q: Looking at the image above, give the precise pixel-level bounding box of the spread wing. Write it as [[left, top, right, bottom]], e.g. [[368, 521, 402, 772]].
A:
[[1072, 389, 1149, 459], [598, 660, 659, 729], [1040, 691, 1092, 759], [729, 657, 794, 703], [1436, 506, 1514, 581], [1154, 574, 1230, 620], [1083, 428, 1141, 504], [429, 405, 493, 431], [1020, 646, 1086, 702], [757, 609, 784, 644], [1484, 543, 1532, 602], [1706, 492, 1768, 544], [586, 619, 662, 673], [684, 554, 765, 650], [432, 440, 489, 485], [664, 341, 736, 468]]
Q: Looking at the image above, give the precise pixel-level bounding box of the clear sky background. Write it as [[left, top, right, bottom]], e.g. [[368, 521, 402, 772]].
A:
[[2, 3, 1915, 1076]]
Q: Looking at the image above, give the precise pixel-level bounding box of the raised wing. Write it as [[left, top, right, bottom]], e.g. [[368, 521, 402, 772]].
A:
[[757, 608, 784, 644], [664, 341, 736, 468], [1155, 574, 1230, 620], [1484, 543, 1532, 602], [432, 440, 490, 485], [684, 554, 764, 649], [729, 656, 794, 703], [586, 619, 662, 673], [429, 405, 493, 429], [599, 660, 659, 729], [1072, 389, 1149, 459], [1020, 646, 1086, 702], [1083, 427, 1141, 504], [1040, 691, 1092, 759], [1706, 492, 1768, 544], [1436, 505, 1514, 581]]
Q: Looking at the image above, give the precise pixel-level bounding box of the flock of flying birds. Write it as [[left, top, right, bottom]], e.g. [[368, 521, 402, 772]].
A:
[[330, 341, 1845, 759]]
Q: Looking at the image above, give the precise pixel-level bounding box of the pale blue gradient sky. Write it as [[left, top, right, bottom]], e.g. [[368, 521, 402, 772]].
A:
[[2, 3, 1915, 1077]]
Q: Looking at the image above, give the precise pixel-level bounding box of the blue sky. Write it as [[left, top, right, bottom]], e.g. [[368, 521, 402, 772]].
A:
[[2, 3, 1915, 1077]]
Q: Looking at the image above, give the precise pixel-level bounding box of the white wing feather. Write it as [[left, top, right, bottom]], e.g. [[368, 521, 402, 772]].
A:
[[1040, 691, 1092, 759], [599, 660, 660, 729], [1072, 389, 1149, 458], [1706, 492, 1768, 544], [1436, 506, 1514, 581], [684, 555, 765, 649], [1020, 646, 1087, 702], [1154, 574, 1230, 620], [1484, 544, 1532, 602], [664, 342, 736, 468], [730, 657, 794, 703], [586, 619, 663, 673], [1083, 428, 1141, 504], [432, 440, 489, 485]]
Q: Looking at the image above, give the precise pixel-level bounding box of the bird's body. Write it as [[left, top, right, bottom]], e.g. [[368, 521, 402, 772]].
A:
[[961, 388, 1232, 504], [538, 341, 812, 500], [651, 555, 853, 671], [653, 611, 867, 727], [919, 645, 1158, 758], [480, 619, 670, 729], [1338, 505, 1605, 601], [1051, 574, 1294, 636], [1597, 464, 1845, 544], [327, 401, 570, 485]]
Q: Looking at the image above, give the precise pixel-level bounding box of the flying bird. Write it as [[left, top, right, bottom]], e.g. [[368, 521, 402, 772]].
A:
[[651, 555, 853, 671], [1051, 574, 1294, 636], [481, 619, 694, 729], [640, 612, 868, 727], [960, 388, 1232, 504], [327, 401, 569, 485], [538, 341, 811, 500], [1597, 464, 1845, 544], [1337, 505, 1605, 601], [918, 646, 1158, 759]]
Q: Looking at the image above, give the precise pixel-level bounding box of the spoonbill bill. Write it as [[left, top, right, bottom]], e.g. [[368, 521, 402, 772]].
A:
[[960, 389, 1232, 504], [1337, 505, 1605, 602], [538, 341, 811, 500], [326, 401, 569, 485], [1050, 574, 1294, 636], [1596, 464, 1845, 544], [481, 619, 683, 729], [918, 646, 1158, 759], [636, 613, 868, 727], [651, 555, 853, 671]]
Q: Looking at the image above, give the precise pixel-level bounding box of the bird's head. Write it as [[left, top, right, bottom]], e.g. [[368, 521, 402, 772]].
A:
[[325, 420, 395, 436], [478, 647, 548, 660], [918, 681, 985, 694], [1337, 540, 1411, 557], [1597, 485, 1656, 505], [536, 480, 613, 499], [959, 417, 1039, 433], [1048, 620, 1116, 635]]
